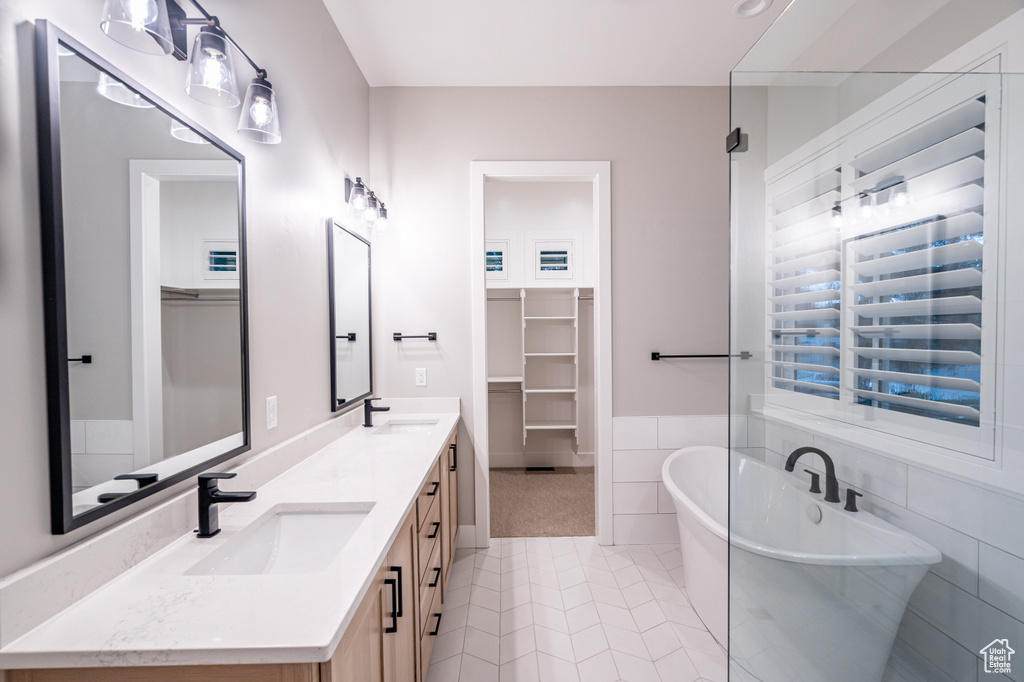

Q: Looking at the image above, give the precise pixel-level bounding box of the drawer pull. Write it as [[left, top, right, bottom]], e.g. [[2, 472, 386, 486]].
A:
[[449, 443, 457, 471], [427, 521, 441, 539], [426, 480, 439, 497], [429, 612, 443, 636], [429, 566, 441, 588], [384, 577, 398, 634], [389, 565, 404, 617]]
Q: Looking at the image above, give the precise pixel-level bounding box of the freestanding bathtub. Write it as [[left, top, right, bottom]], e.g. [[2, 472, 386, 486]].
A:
[[662, 446, 941, 682]]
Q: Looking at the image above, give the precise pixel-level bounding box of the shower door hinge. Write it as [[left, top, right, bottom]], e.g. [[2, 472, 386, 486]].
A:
[[726, 127, 748, 153]]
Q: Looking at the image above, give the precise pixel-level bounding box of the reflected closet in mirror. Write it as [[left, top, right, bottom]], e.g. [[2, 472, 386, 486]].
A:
[[326, 218, 372, 412], [35, 21, 250, 533]]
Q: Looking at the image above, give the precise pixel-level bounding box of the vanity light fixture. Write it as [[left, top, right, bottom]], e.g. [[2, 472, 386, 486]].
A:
[[237, 73, 281, 144], [184, 22, 239, 107], [100, 0, 175, 55], [890, 181, 912, 209], [346, 177, 368, 211], [97, 71, 155, 108], [376, 203, 388, 229], [364, 191, 380, 223], [830, 201, 843, 228], [170, 119, 210, 144]]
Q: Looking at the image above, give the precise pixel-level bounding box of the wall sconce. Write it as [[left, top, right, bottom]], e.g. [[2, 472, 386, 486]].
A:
[[99, 0, 283, 143], [344, 177, 389, 225]]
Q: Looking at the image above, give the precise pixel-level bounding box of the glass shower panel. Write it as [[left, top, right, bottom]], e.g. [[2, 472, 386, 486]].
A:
[[728, 6, 1024, 679]]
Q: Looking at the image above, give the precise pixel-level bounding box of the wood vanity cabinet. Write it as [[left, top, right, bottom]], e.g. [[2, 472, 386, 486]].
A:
[[7, 427, 460, 682]]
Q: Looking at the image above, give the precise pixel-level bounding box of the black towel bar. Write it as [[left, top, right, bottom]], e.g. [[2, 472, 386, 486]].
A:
[[651, 351, 751, 361]]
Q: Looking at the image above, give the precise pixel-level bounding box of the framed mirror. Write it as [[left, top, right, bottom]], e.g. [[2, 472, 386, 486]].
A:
[[35, 21, 250, 533], [327, 218, 372, 412]]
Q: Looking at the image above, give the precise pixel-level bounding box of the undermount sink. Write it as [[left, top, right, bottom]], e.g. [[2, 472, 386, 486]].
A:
[[374, 419, 439, 435], [186, 503, 374, 576]]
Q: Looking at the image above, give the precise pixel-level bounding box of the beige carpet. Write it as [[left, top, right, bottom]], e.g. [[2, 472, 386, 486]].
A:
[[490, 467, 595, 538]]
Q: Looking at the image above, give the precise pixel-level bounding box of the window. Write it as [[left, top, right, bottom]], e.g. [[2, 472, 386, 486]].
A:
[[765, 79, 998, 457]]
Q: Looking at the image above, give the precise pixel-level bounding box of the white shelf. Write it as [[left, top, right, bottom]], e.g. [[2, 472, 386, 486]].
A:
[[524, 388, 577, 394], [524, 420, 578, 431], [524, 316, 575, 321], [524, 352, 577, 357], [488, 376, 523, 383]]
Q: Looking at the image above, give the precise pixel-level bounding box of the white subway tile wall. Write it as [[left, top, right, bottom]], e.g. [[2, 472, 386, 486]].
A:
[[611, 416, 728, 545], [757, 416, 1024, 682], [70, 420, 134, 489]]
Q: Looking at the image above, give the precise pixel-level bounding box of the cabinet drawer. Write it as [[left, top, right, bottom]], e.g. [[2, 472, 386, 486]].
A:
[[419, 537, 442, 632], [419, 583, 443, 682], [416, 458, 442, 531], [417, 489, 442, 582]]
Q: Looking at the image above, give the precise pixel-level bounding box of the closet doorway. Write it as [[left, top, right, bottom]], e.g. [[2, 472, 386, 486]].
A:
[[470, 162, 612, 548]]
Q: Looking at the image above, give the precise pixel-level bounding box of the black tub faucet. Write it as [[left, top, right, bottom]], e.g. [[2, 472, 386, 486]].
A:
[[197, 473, 256, 538], [364, 397, 390, 427], [785, 446, 841, 503]]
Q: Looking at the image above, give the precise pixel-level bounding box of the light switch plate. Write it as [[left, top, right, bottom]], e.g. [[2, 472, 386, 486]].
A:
[[415, 368, 427, 387], [266, 396, 278, 429]]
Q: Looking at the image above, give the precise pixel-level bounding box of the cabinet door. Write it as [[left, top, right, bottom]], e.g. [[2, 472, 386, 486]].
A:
[[447, 437, 459, 568], [322, 564, 386, 682], [439, 444, 452, 596], [384, 512, 418, 682]]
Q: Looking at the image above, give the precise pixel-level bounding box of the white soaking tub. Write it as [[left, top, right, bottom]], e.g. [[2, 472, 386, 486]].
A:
[[662, 446, 940, 682]]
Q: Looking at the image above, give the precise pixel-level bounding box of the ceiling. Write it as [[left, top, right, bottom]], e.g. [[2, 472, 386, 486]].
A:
[[321, 0, 790, 87]]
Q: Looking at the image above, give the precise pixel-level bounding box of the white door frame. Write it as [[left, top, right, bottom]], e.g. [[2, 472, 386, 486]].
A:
[[469, 161, 613, 547], [128, 159, 239, 471]]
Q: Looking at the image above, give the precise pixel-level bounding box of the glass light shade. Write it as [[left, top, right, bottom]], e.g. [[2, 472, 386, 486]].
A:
[[858, 193, 875, 222], [237, 77, 281, 144], [891, 182, 912, 208], [97, 72, 155, 108], [185, 27, 240, 108], [375, 204, 388, 229], [349, 178, 368, 211], [830, 204, 843, 228], [170, 120, 210, 144], [364, 192, 379, 222], [100, 0, 174, 55]]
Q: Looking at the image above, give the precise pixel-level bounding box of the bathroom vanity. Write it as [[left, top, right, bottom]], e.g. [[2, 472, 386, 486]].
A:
[[0, 410, 460, 682]]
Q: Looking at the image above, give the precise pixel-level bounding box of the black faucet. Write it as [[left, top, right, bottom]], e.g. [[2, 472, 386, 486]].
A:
[[364, 397, 390, 427], [785, 446, 841, 503], [197, 472, 256, 538]]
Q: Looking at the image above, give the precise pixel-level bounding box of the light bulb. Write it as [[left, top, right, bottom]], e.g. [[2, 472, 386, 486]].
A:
[[891, 183, 911, 208], [201, 52, 228, 88], [122, 0, 158, 29], [830, 204, 843, 228], [349, 178, 368, 211], [249, 96, 272, 126], [364, 192, 379, 222], [858, 194, 874, 221], [376, 205, 388, 229]]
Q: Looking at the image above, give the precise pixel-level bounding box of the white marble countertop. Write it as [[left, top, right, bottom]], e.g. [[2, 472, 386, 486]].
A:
[[0, 411, 460, 669]]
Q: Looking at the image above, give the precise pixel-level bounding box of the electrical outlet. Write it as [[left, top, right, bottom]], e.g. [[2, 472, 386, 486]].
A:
[[415, 368, 427, 387], [266, 396, 278, 429]]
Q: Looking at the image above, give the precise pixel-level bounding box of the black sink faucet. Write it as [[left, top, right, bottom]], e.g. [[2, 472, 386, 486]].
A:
[[197, 473, 256, 538], [785, 446, 841, 503], [364, 397, 390, 427]]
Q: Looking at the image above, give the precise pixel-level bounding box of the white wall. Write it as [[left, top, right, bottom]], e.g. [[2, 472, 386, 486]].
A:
[[369, 86, 731, 526], [0, 0, 369, 578]]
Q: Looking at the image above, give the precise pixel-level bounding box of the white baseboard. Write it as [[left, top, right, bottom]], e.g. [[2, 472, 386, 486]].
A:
[[456, 524, 479, 549], [490, 451, 595, 469]]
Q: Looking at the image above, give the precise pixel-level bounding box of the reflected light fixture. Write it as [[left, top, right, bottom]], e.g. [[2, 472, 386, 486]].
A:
[[364, 192, 380, 223], [858, 193, 875, 222], [185, 22, 239, 107], [346, 177, 368, 211], [890, 181, 912, 209], [97, 72, 155, 108], [237, 73, 281, 144], [830, 202, 842, 228], [100, 0, 174, 55], [170, 119, 210, 144], [376, 203, 388, 229]]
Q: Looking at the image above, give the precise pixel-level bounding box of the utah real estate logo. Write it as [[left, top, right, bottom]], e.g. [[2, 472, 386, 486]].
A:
[[980, 639, 1014, 675]]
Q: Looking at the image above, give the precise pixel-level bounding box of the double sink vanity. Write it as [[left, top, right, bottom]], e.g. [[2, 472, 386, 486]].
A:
[[0, 409, 460, 681]]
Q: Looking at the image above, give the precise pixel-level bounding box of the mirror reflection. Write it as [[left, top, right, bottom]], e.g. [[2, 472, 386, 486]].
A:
[[327, 219, 371, 411], [51, 41, 247, 520]]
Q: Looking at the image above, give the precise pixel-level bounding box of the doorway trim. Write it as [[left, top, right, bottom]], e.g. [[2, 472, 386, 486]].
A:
[[469, 161, 613, 547]]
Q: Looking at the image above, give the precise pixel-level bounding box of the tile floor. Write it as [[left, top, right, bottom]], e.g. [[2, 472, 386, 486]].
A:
[[425, 536, 727, 682]]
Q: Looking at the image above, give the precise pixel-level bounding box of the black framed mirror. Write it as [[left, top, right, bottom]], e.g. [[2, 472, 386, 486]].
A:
[[327, 218, 372, 412], [35, 21, 250, 534]]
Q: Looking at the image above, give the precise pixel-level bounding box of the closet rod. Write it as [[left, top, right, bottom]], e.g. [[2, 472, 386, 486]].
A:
[[488, 388, 522, 394], [579, 296, 594, 300], [487, 296, 521, 301]]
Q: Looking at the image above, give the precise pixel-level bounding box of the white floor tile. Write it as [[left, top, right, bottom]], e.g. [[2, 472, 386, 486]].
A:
[[531, 584, 565, 611], [464, 627, 501, 665], [426, 652, 462, 682], [432, 627, 467, 664], [622, 581, 655, 609], [610, 649, 661, 682], [471, 585, 502, 612], [614, 564, 645, 588], [557, 566, 588, 589], [467, 602, 501, 635], [641, 621, 681, 660], [577, 649, 620, 682], [604, 623, 651, 660], [534, 625, 574, 663], [670, 623, 721, 656], [446, 585, 472, 609], [571, 623, 610, 661], [596, 602, 638, 632], [439, 604, 470, 634], [501, 602, 534, 634], [688, 648, 727, 682], [501, 553, 528, 574], [473, 567, 502, 592], [476, 554, 502, 574], [591, 582, 629, 608], [537, 651, 581, 682], [500, 624, 537, 665], [566, 601, 601, 634], [554, 551, 583, 571], [529, 566, 561, 590], [630, 600, 667, 632], [584, 566, 619, 588], [501, 584, 532, 612], [502, 566, 531, 589], [653, 647, 700, 682], [528, 553, 558, 572], [459, 653, 499, 682], [499, 652, 540, 682], [561, 582, 593, 610], [533, 603, 570, 634]]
